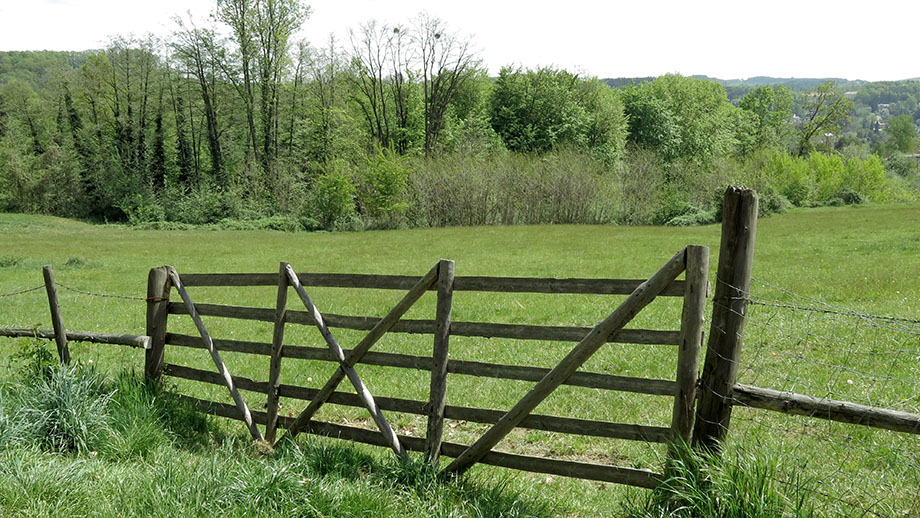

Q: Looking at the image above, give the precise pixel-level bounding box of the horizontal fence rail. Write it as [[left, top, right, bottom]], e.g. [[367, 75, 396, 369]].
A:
[[166, 303, 681, 345], [178, 272, 686, 297], [732, 383, 920, 435], [176, 394, 663, 489], [0, 327, 151, 349], [164, 333, 679, 396], [164, 363, 674, 443]]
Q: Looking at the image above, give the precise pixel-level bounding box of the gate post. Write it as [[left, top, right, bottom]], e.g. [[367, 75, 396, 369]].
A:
[[42, 265, 70, 364], [145, 266, 171, 380], [426, 259, 454, 466], [692, 186, 758, 450]]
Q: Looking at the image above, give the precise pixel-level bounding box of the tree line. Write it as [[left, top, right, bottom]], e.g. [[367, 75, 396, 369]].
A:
[[0, 1, 917, 230]]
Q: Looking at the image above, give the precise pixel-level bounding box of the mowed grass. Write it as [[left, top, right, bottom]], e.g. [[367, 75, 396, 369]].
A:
[[1, 203, 919, 516]]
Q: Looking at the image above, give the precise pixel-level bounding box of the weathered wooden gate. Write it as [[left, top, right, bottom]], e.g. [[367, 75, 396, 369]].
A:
[[145, 245, 708, 488]]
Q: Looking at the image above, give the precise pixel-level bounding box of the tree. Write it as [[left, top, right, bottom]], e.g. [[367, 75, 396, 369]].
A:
[[739, 84, 793, 151], [885, 114, 918, 154], [217, 0, 259, 165], [415, 14, 477, 156], [253, 0, 309, 167], [172, 16, 225, 184], [575, 78, 627, 162], [620, 74, 736, 164], [349, 20, 395, 150], [796, 81, 853, 157], [489, 67, 588, 153]]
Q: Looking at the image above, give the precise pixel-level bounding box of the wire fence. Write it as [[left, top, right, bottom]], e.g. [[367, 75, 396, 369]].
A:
[[0, 277, 147, 338], [723, 275, 920, 517]]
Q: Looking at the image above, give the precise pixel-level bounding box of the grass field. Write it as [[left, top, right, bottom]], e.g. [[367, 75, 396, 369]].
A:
[[1, 203, 919, 516]]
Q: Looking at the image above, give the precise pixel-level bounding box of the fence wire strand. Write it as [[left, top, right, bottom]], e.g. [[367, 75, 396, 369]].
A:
[[718, 275, 920, 516], [0, 285, 44, 299], [54, 282, 146, 302]]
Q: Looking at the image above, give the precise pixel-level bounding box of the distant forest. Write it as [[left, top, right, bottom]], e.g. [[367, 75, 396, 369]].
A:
[[0, 2, 918, 230]]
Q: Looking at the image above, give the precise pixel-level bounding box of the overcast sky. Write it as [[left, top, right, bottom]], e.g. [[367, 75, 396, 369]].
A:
[[0, 0, 917, 82]]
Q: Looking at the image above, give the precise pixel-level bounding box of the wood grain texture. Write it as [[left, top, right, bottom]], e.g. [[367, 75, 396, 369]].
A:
[[693, 187, 758, 449], [0, 328, 150, 348], [164, 333, 677, 395], [145, 266, 171, 379], [426, 259, 454, 465], [163, 363, 673, 443], [168, 302, 679, 345], [670, 245, 709, 443], [167, 267, 263, 442], [265, 262, 289, 443], [732, 383, 920, 435], [179, 271, 685, 296]]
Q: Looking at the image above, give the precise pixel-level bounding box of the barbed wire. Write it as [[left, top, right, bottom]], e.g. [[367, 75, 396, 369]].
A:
[[54, 282, 146, 301], [0, 285, 44, 299], [749, 300, 920, 325], [711, 275, 920, 516], [716, 276, 920, 335]]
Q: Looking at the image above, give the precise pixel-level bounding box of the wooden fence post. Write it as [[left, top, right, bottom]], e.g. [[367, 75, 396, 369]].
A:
[[426, 259, 454, 466], [42, 265, 70, 364], [670, 245, 709, 443], [145, 266, 171, 380], [692, 186, 758, 450], [265, 262, 289, 443]]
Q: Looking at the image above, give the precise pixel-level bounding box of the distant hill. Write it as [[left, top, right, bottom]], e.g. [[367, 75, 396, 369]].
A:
[[0, 50, 95, 87], [604, 75, 863, 90], [602, 75, 872, 101]]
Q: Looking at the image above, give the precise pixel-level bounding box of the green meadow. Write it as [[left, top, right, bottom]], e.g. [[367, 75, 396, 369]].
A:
[[1, 203, 918, 516]]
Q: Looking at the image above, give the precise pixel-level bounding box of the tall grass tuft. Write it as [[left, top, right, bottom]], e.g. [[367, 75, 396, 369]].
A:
[[622, 443, 818, 518], [20, 366, 112, 453]]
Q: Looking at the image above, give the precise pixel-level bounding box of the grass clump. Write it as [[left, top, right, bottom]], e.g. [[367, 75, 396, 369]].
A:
[[62, 256, 89, 268], [0, 344, 556, 517], [0, 255, 24, 267], [622, 443, 818, 518]]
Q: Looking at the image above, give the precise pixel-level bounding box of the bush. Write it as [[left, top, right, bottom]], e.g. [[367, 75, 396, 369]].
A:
[[1, 343, 217, 457], [165, 185, 236, 225], [885, 153, 919, 178], [307, 164, 359, 230], [213, 216, 303, 232], [357, 147, 412, 229], [409, 149, 616, 227], [121, 193, 166, 224], [758, 187, 791, 216]]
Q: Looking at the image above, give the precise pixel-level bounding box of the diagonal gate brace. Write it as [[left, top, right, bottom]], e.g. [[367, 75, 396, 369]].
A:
[[278, 262, 440, 459], [167, 267, 263, 441], [443, 248, 689, 476]]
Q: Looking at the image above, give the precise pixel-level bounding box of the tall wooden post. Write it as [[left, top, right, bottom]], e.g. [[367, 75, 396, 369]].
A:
[[145, 266, 172, 380], [426, 259, 454, 466], [265, 262, 289, 443], [692, 186, 758, 450], [671, 245, 709, 443], [42, 265, 70, 364]]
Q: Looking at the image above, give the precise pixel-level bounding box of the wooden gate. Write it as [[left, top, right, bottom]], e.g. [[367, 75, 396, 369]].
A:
[[144, 245, 708, 488]]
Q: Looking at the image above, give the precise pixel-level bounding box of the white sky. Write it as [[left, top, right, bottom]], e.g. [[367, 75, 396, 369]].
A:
[[0, 0, 917, 82]]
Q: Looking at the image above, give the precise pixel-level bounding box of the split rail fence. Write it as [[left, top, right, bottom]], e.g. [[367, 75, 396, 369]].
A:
[[145, 245, 709, 489]]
